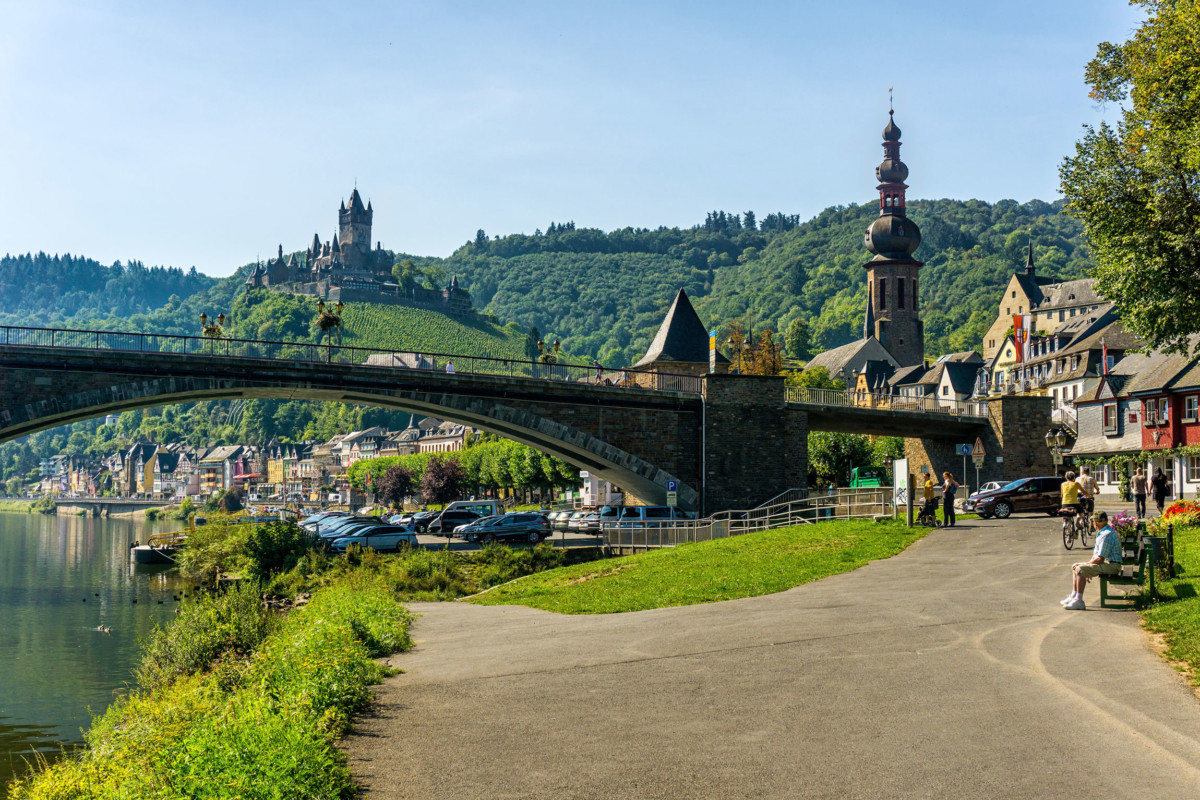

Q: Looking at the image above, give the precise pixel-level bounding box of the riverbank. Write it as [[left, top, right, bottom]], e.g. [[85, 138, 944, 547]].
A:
[[0, 499, 32, 513], [8, 576, 413, 799]]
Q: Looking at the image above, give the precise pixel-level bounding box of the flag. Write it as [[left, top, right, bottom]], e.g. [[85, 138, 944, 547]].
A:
[[1012, 315, 1027, 365]]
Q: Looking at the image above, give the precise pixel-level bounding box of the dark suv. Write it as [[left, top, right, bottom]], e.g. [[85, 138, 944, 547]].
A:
[[427, 509, 482, 534], [962, 476, 1064, 519], [454, 512, 551, 543]]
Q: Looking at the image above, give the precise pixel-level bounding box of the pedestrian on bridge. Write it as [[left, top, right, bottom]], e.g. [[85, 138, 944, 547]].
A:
[[446, 360, 455, 374], [941, 472, 961, 527]]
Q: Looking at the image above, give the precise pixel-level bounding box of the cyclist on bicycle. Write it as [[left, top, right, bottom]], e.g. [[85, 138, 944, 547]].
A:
[[1060, 471, 1083, 518], [1075, 467, 1096, 521]]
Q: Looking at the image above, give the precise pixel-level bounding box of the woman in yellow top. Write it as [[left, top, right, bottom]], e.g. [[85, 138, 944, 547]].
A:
[[1060, 471, 1082, 514]]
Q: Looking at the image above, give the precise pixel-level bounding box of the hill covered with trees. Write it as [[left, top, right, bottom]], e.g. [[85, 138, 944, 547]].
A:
[[441, 199, 1091, 364]]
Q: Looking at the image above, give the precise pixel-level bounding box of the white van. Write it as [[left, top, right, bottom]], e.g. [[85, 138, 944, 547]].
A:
[[444, 500, 501, 517]]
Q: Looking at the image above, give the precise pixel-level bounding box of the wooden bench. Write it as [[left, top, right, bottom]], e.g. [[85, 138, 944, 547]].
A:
[[1099, 545, 1153, 609]]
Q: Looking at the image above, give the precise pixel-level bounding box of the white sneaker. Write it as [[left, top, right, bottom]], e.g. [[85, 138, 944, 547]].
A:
[[1060, 594, 1077, 606], [1064, 597, 1086, 611]]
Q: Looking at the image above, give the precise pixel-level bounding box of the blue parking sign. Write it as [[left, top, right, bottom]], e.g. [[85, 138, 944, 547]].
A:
[[666, 479, 678, 492]]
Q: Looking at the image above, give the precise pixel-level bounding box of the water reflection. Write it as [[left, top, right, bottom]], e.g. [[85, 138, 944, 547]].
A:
[[0, 513, 182, 796]]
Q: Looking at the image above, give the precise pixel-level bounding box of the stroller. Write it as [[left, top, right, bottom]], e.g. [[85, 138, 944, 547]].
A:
[[917, 497, 940, 526]]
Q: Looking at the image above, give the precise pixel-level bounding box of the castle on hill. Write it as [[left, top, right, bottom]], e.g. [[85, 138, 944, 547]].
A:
[[245, 187, 472, 315]]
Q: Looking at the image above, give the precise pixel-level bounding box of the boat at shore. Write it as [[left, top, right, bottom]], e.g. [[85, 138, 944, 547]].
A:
[[130, 530, 188, 564]]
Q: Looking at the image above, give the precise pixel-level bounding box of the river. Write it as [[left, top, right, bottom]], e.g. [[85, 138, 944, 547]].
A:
[[0, 512, 184, 797]]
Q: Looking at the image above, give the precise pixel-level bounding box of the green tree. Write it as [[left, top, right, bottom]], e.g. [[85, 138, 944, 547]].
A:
[[392, 258, 419, 292], [784, 366, 845, 390], [1060, 0, 1200, 354], [807, 432, 873, 486], [784, 318, 811, 360]]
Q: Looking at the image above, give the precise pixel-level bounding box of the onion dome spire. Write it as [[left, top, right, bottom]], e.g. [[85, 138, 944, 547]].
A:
[[864, 105, 921, 261]]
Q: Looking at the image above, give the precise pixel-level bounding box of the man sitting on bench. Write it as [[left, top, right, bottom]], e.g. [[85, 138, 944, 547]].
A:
[[1062, 511, 1122, 611]]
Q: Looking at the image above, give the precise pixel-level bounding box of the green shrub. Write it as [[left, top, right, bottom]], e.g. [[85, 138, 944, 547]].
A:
[[244, 522, 316, 582], [136, 582, 274, 691], [30, 495, 56, 515], [175, 516, 252, 584]]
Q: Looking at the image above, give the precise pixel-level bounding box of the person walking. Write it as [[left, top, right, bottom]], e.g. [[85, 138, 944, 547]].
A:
[[1131, 467, 1148, 518], [941, 471, 961, 527], [1151, 467, 1169, 515], [445, 360, 455, 374]]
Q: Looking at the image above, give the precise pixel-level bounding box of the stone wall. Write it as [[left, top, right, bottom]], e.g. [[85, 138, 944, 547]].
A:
[[702, 373, 808, 513], [904, 394, 1054, 492]]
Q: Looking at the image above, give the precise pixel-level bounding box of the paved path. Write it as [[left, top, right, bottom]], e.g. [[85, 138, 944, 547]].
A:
[[343, 517, 1200, 799]]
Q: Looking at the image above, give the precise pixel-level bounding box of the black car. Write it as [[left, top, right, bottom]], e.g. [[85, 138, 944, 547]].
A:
[[454, 512, 551, 543], [409, 511, 439, 532], [427, 509, 482, 534], [962, 476, 1064, 519]]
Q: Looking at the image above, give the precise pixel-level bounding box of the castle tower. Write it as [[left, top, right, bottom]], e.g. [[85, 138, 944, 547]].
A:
[[862, 108, 924, 367], [338, 188, 373, 270]]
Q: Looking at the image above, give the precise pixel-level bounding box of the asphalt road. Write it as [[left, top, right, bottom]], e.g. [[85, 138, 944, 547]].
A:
[[342, 515, 1200, 799]]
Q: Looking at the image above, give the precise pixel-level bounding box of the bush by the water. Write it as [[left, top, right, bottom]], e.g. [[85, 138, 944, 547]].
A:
[[244, 521, 317, 581], [8, 575, 412, 799], [30, 496, 56, 515]]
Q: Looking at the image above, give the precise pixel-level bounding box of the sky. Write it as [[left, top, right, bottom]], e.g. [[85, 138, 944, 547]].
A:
[[0, 0, 1144, 277]]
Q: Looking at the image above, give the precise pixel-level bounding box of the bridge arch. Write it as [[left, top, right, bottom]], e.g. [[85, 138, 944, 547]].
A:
[[0, 347, 704, 510]]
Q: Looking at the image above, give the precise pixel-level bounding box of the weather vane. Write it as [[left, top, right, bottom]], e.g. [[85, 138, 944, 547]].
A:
[[889, 87, 894, 113]]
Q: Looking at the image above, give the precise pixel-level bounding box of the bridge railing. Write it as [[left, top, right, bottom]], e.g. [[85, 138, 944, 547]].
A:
[[0, 325, 703, 395], [784, 386, 989, 418], [601, 487, 892, 550]]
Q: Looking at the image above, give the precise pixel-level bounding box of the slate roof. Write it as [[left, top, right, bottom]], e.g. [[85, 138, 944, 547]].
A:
[[888, 363, 928, 388], [1037, 278, 1102, 311], [942, 362, 981, 396], [857, 359, 895, 393], [634, 289, 730, 367], [1076, 351, 1164, 404], [155, 452, 181, 473], [804, 337, 895, 379]]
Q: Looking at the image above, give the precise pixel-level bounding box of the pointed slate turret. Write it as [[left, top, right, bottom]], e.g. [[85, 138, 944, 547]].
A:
[[634, 289, 730, 371]]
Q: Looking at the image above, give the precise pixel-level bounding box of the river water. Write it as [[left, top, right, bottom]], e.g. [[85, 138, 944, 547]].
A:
[[0, 513, 184, 796]]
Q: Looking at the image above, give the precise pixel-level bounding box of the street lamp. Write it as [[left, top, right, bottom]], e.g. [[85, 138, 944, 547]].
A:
[[199, 312, 226, 338], [536, 338, 560, 364], [1045, 428, 1068, 472]]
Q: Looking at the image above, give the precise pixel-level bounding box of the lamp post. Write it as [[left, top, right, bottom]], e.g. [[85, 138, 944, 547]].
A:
[[199, 312, 226, 339], [536, 338, 560, 365], [316, 299, 345, 360], [1045, 428, 1067, 474]]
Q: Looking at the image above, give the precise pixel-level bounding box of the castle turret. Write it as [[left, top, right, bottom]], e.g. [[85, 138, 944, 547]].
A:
[[862, 107, 924, 367], [338, 187, 373, 270]]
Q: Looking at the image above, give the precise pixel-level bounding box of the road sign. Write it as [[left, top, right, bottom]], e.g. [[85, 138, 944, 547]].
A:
[[666, 479, 678, 493], [972, 452, 985, 468], [972, 437, 985, 457], [956, 444, 972, 456], [666, 491, 678, 507]]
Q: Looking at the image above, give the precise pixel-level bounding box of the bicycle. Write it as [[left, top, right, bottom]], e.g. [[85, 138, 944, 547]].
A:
[[1059, 507, 1091, 550]]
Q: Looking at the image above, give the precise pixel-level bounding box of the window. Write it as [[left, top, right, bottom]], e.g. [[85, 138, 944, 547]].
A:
[[1059, 310, 1065, 322], [1071, 356, 1080, 370], [1056, 359, 1063, 374], [1160, 397, 1170, 422], [1164, 457, 1175, 485], [898, 277, 905, 309], [878, 278, 886, 311], [1099, 464, 1111, 484], [1189, 457, 1200, 484], [912, 279, 917, 306], [1186, 396, 1198, 420], [942, 385, 949, 396], [1145, 400, 1157, 423], [1011, 291, 1016, 298], [1103, 404, 1118, 433], [1019, 306, 1024, 314]]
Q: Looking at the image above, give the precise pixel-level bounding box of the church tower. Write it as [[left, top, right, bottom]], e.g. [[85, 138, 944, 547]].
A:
[[862, 107, 924, 367], [338, 188, 373, 271]]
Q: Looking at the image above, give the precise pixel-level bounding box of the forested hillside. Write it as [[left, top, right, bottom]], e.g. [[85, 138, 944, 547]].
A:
[[442, 199, 1090, 362], [0, 253, 216, 324]]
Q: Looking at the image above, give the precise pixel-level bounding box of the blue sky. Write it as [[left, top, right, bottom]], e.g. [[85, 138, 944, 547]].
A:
[[0, 1, 1143, 276]]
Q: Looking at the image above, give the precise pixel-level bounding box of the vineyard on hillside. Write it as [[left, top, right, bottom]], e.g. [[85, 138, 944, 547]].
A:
[[340, 304, 530, 361]]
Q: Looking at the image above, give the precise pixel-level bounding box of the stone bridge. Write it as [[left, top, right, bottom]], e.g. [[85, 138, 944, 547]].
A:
[[53, 497, 167, 516], [0, 327, 1023, 514]]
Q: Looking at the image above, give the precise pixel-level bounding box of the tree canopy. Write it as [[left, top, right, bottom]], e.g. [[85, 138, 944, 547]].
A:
[[1060, 0, 1200, 355]]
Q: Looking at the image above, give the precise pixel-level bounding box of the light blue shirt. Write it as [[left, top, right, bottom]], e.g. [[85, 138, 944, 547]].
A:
[[1093, 526, 1122, 564]]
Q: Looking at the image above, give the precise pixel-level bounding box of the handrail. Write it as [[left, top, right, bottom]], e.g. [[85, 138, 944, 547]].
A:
[[602, 487, 893, 550], [0, 324, 703, 396], [784, 386, 989, 419]]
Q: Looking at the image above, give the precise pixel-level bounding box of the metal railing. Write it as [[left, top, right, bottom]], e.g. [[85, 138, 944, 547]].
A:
[[601, 488, 892, 550], [0, 325, 703, 395], [784, 386, 989, 418]]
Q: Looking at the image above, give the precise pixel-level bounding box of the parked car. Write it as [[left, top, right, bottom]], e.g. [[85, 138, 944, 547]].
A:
[[454, 512, 550, 543], [563, 511, 587, 531], [299, 510, 348, 531], [568, 511, 601, 534], [601, 505, 696, 529], [550, 510, 574, 531], [969, 481, 1003, 498], [444, 500, 502, 517], [427, 509, 483, 534], [962, 476, 1064, 519], [330, 525, 418, 553], [406, 510, 438, 532], [311, 516, 381, 539]]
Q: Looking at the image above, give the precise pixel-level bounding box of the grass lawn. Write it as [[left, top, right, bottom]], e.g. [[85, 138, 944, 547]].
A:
[[1141, 523, 1200, 684], [470, 518, 927, 614]]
